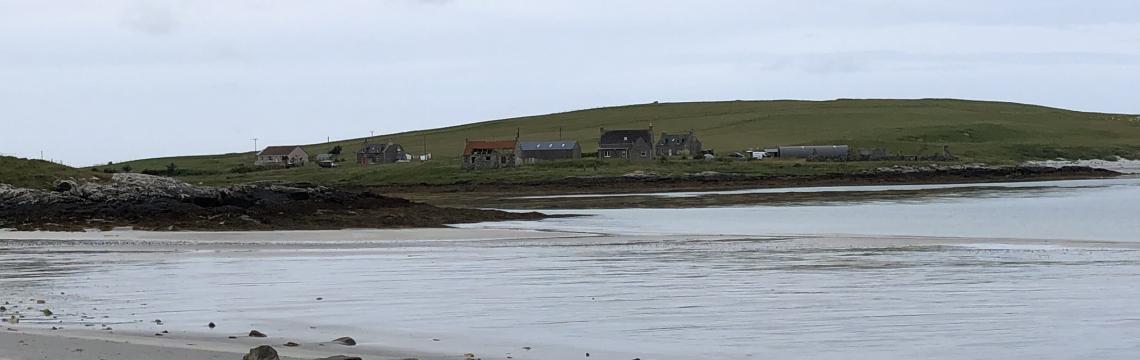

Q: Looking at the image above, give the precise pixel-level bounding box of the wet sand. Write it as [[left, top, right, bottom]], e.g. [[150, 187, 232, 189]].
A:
[[0, 327, 448, 360]]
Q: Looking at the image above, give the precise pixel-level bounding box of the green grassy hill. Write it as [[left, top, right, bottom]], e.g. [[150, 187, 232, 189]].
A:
[[1, 156, 108, 189], [108, 99, 1140, 186]]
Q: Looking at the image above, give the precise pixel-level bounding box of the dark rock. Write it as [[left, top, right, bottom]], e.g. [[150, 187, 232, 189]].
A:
[[208, 322, 216, 329], [249, 330, 267, 337], [283, 342, 299, 347], [313, 356, 362, 360], [242, 345, 280, 360], [331, 336, 356, 346]]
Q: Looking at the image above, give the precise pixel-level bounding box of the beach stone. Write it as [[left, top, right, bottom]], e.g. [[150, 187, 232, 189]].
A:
[[242, 345, 280, 360], [284, 342, 299, 347], [331, 337, 356, 346], [249, 330, 267, 337], [313, 356, 363, 360]]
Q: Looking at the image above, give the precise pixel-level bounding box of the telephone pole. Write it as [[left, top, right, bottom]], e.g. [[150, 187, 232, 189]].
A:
[[251, 138, 259, 152]]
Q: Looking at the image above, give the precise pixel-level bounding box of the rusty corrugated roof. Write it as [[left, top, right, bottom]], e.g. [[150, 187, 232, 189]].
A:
[[463, 140, 518, 155]]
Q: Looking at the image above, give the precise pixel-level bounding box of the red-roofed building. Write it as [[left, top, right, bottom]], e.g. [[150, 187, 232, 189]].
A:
[[462, 139, 518, 170]]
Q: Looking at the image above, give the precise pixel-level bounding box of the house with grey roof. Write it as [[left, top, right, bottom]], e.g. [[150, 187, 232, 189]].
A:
[[516, 140, 581, 165], [656, 130, 703, 159], [597, 128, 654, 161], [255, 146, 309, 167], [357, 140, 406, 165]]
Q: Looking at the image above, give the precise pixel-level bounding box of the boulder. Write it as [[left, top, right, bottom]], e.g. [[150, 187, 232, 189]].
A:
[[242, 345, 280, 360], [331, 337, 356, 346], [313, 356, 363, 360], [249, 330, 268, 337]]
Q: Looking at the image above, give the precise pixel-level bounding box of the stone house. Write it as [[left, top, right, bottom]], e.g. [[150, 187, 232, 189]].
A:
[[516, 140, 581, 165], [255, 146, 309, 166], [357, 141, 406, 165], [597, 128, 654, 161], [462, 139, 518, 170], [656, 130, 703, 158]]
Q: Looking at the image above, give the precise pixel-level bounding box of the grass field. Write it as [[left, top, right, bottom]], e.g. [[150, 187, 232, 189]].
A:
[[0, 156, 108, 189], [94, 99, 1140, 187]]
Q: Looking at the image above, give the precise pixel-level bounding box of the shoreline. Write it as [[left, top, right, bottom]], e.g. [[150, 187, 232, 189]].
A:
[[0, 327, 452, 360], [397, 172, 1134, 210]]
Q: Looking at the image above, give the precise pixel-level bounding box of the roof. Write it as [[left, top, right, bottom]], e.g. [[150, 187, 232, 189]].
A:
[[517, 140, 579, 151], [359, 142, 389, 154], [258, 146, 305, 156], [463, 140, 518, 156], [658, 133, 693, 145], [599, 129, 652, 145]]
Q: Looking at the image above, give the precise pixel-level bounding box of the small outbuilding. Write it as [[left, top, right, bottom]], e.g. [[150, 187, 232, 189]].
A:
[[516, 140, 581, 164], [656, 130, 703, 158], [776, 145, 849, 159], [463, 139, 518, 170], [357, 141, 406, 165], [598, 128, 654, 161], [255, 146, 309, 167]]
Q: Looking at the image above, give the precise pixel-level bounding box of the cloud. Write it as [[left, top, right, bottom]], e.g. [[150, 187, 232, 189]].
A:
[[121, 1, 179, 35]]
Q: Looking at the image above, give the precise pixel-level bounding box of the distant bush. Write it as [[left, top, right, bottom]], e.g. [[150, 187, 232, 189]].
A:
[[121, 165, 132, 173], [329, 145, 343, 155]]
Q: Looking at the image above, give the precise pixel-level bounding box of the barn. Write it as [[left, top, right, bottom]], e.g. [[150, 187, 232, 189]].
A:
[[516, 140, 581, 164]]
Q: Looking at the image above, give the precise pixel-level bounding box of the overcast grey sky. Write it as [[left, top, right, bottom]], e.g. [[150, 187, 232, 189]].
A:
[[2, 0, 1138, 166]]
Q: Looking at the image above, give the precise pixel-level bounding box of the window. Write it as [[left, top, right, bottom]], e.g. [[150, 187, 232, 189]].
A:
[[641, 151, 647, 157]]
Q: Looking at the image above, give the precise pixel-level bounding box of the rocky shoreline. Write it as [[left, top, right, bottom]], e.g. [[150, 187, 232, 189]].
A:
[[0, 174, 546, 232], [377, 164, 1123, 199]]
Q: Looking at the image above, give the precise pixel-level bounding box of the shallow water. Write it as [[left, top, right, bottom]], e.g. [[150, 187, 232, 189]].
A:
[[487, 178, 1140, 241], [3, 178, 1140, 359]]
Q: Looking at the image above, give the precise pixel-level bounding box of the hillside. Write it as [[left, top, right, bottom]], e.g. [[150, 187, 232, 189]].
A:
[[1, 156, 107, 189], [108, 99, 1140, 186]]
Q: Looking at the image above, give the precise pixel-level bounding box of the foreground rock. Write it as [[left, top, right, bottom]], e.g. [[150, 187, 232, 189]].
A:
[[243, 345, 280, 360], [0, 174, 546, 231]]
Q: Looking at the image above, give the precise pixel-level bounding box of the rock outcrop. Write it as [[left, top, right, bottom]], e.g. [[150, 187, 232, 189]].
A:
[[0, 174, 546, 231]]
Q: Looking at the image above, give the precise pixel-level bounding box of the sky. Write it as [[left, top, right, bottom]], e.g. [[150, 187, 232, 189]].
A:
[[1, 0, 1139, 166]]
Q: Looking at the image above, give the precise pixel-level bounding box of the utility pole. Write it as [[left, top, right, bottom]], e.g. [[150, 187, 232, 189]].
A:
[[559, 127, 563, 140], [251, 138, 259, 153], [370, 130, 375, 138]]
